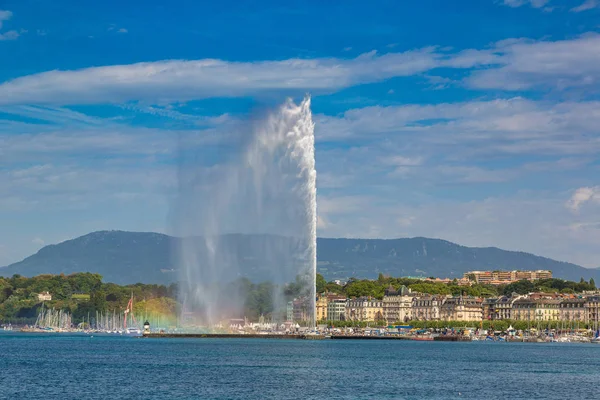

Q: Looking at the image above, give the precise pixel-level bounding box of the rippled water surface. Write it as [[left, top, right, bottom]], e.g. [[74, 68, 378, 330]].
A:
[[1, 332, 599, 399]]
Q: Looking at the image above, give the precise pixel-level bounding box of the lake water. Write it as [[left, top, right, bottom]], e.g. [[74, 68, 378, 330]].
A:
[[1, 332, 599, 399]]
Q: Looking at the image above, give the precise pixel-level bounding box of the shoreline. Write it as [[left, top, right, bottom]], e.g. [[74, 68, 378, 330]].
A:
[[139, 333, 498, 342]]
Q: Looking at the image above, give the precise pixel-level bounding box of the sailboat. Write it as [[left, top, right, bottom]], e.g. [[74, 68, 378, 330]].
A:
[[123, 294, 141, 336]]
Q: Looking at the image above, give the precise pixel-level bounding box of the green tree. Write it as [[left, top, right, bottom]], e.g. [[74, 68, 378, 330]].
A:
[[345, 280, 384, 299], [502, 280, 535, 296], [590, 278, 596, 289], [325, 282, 344, 294], [316, 274, 327, 293]]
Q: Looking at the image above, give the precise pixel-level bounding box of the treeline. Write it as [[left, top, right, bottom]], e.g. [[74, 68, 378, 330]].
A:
[[1, 272, 596, 324], [500, 278, 595, 296], [0, 273, 178, 324], [318, 273, 597, 299], [0, 273, 306, 324]]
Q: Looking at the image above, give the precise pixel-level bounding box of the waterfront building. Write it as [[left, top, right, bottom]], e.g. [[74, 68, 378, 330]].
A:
[[559, 298, 586, 324], [346, 297, 384, 322], [440, 296, 482, 321], [584, 295, 600, 327], [316, 295, 328, 321], [292, 298, 311, 322], [327, 298, 347, 321], [412, 295, 443, 321], [482, 297, 497, 320], [464, 270, 552, 285], [315, 293, 346, 322], [37, 291, 52, 301], [286, 301, 294, 322], [512, 298, 535, 322], [497, 295, 521, 320], [512, 297, 561, 322], [538, 299, 569, 322], [484, 295, 522, 320], [382, 285, 413, 323]]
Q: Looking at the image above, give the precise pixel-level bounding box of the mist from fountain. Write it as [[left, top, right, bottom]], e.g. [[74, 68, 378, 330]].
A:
[[172, 97, 316, 329]]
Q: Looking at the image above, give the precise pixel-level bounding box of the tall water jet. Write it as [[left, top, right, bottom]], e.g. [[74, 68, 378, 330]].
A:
[[172, 97, 316, 329]]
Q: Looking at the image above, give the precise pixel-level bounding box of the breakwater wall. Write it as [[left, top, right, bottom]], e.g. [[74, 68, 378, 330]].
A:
[[142, 333, 316, 339], [142, 333, 416, 340]]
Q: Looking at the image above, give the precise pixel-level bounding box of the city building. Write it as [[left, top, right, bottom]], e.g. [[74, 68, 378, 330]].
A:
[[412, 295, 444, 321], [496, 295, 521, 320], [316, 295, 328, 321], [559, 298, 586, 324], [423, 277, 472, 286], [286, 301, 294, 322], [464, 270, 552, 285], [37, 291, 52, 301], [292, 298, 311, 322], [346, 297, 384, 322], [382, 285, 413, 323], [512, 298, 535, 322], [483, 295, 522, 320], [327, 298, 347, 321], [512, 297, 561, 322], [584, 295, 600, 327], [440, 296, 482, 321], [482, 297, 497, 320]]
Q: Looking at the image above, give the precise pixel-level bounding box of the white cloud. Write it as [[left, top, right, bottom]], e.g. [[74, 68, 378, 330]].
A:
[[0, 30, 19, 41], [383, 156, 423, 167], [0, 49, 447, 105], [381, 155, 423, 177], [0, 162, 175, 211], [571, 0, 599, 12], [467, 34, 600, 91], [502, 0, 550, 8], [567, 186, 600, 211], [117, 28, 128, 33], [317, 98, 600, 158], [0, 10, 12, 29], [0, 10, 19, 41], [31, 237, 45, 246], [1, 33, 599, 104]]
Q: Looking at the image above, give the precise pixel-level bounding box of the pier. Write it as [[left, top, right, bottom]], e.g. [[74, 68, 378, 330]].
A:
[[142, 333, 323, 340], [142, 333, 417, 340]]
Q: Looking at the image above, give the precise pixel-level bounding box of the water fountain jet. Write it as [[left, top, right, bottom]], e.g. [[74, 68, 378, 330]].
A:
[[172, 97, 316, 331]]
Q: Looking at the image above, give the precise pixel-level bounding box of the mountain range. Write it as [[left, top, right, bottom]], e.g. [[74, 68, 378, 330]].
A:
[[0, 230, 598, 285]]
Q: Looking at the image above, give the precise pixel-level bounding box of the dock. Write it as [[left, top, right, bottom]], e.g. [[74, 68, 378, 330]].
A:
[[330, 335, 412, 340], [142, 333, 416, 340], [142, 333, 324, 340], [433, 335, 472, 342]]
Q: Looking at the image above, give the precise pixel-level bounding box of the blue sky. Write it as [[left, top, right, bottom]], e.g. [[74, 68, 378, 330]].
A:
[[1, 0, 600, 268]]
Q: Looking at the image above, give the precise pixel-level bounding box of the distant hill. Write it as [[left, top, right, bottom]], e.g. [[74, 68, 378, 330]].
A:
[[0, 230, 598, 285]]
